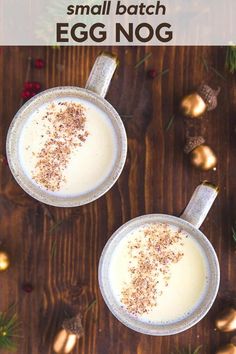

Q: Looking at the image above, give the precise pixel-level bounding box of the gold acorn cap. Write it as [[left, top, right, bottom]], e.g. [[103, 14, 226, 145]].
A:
[[197, 83, 221, 111], [184, 136, 206, 154], [62, 314, 84, 338]]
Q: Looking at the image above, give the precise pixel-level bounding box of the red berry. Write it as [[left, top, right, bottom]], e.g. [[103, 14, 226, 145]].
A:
[[24, 82, 34, 90], [147, 69, 157, 79], [22, 283, 34, 293], [34, 58, 45, 69], [32, 82, 41, 91], [21, 90, 31, 99]]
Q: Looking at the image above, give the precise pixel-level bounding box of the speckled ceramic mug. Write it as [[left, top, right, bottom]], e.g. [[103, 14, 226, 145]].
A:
[[99, 182, 220, 335], [6, 53, 127, 207]]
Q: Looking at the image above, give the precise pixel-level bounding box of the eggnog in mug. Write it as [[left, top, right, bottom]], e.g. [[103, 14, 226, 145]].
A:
[[19, 97, 117, 196], [109, 222, 208, 324]]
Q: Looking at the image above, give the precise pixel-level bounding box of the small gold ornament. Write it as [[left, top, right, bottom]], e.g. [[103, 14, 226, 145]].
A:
[[53, 314, 84, 354], [215, 308, 236, 332], [0, 251, 10, 271], [216, 344, 236, 354], [184, 136, 217, 171], [180, 84, 220, 118]]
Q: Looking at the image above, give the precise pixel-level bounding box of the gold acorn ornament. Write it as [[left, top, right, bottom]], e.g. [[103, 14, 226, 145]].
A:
[[180, 84, 220, 118], [53, 314, 84, 354], [184, 136, 217, 171], [0, 251, 10, 271], [215, 308, 236, 333], [215, 344, 236, 354]]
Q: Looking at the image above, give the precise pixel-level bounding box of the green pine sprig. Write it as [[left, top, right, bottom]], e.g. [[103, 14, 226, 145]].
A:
[[172, 345, 202, 354], [232, 222, 236, 243], [134, 52, 152, 69], [165, 114, 175, 132], [0, 307, 20, 351], [226, 45, 236, 74]]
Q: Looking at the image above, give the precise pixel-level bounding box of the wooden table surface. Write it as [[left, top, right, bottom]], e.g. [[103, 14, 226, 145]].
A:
[[0, 46, 236, 354]]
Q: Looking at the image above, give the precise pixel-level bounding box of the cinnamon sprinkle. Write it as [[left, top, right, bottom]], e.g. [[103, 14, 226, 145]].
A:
[[32, 102, 89, 191], [121, 223, 185, 316]]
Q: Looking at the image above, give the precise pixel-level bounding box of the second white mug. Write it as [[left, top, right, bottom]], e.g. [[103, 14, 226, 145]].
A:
[[99, 182, 220, 335]]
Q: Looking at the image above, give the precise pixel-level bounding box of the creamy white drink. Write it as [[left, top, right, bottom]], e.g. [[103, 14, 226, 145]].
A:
[[109, 222, 208, 324], [19, 97, 117, 196]]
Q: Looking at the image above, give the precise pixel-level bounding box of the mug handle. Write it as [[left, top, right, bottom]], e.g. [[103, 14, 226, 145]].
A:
[[85, 52, 119, 98], [180, 181, 219, 229]]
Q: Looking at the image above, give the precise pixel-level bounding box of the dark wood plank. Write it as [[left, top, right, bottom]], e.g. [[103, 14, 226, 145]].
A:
[[0, 46, 235, 354]]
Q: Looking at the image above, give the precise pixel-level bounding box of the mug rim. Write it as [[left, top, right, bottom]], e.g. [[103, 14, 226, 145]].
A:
[[6, 86, 127, 207], [98, 213, 220, 336]]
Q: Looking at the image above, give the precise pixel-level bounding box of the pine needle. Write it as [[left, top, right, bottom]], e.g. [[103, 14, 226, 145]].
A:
[[0, 308, 20, 351], [156, 68, 169, 79], [172, 346, 202, 354], [226, 45, 236, 74], [39, 203, 55, 222], [202, 57, 209, 72], [193, 346, 202, 354], [83, 299, 97, 318], [50, 240, 57, 259], [210, 66, 226, 81], [135, 52, 152, 69], [165, 114, 175, 131], [49, 219, 64, 233], [232, 223, 236, 243], [49, 212, 80, 234], [202, 55, 227, 80]]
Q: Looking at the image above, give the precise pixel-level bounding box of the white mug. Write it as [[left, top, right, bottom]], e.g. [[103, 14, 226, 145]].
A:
[[99, 182, 220, 335], [6, 53, 127, 207]]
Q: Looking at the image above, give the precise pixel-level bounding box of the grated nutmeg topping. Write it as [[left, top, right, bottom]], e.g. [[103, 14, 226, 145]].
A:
[[32, 101, 89, 192], [121, 223, 186, 316]]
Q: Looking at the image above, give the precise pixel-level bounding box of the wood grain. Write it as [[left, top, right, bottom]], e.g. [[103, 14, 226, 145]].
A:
[[0, 46, 236, 354]]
